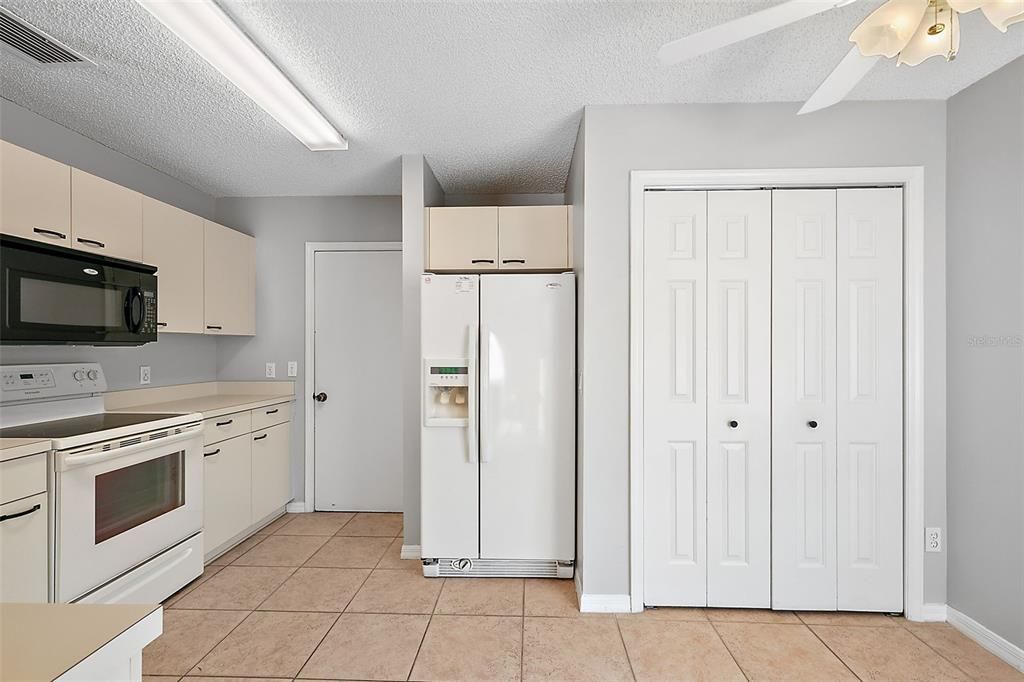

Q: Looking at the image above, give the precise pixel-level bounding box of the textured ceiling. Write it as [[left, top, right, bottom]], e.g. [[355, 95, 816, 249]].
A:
[[1, 1, 1021, 197]]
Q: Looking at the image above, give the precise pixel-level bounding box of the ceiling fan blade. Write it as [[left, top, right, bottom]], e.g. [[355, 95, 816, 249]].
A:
[[798, 46, 879, 115], [659, 0, 859, 65]]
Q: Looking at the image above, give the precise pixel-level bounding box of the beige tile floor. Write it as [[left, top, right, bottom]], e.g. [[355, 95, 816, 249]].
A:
[[144, 512, 1022, 682]]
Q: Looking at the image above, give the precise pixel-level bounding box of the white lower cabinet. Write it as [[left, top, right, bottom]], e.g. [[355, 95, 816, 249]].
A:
[[251, 423, 291, 523], [203, 435, 252, 553], [0, 492, 48, 603]]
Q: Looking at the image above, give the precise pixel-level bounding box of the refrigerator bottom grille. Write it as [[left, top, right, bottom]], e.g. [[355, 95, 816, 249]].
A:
[[425, 558, 574, 579]]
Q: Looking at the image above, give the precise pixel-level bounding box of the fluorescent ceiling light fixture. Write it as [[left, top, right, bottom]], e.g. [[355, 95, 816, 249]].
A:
[[136, 0, 347, 151]]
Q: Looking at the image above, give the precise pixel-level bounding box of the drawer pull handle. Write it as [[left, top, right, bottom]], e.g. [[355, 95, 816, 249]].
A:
[[0, 504, 41, 523], [77, 237, 106, 248], [206, 325, 223, 330], [156, 322, 168, 327], [204, 449, 221, 457], [253, 434, 268, 441], [502, 259, 526, 264], [470, 259, 494, 264], [215, 419, 233, 426], [33, 227, 66, 240], [266, 408, 279, 415]]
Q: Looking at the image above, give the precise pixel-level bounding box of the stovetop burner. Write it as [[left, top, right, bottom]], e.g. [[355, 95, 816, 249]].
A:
[[0, 412, 185, 439]]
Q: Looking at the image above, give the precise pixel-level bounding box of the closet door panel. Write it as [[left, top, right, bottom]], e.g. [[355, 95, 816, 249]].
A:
[[836, 188, 903, 612], [642, 190, 708, 606], [706, 190, 771, 608], [771, 189, 838, 610]]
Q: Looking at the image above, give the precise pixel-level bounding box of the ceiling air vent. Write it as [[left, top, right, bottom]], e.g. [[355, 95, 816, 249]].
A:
[[0, 6, 91, 66]]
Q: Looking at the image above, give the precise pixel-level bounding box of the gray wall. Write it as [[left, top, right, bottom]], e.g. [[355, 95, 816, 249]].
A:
[[578, 101, 949, 603], [214, 196, 402, 503], [946, 58, 1024, 649], [0, 98, 219, 389], [401, 155, 444, 547]]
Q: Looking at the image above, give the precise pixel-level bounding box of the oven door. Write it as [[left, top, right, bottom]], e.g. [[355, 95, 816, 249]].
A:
[[54, 425, 203, 603], [0, 234, 157, 345]]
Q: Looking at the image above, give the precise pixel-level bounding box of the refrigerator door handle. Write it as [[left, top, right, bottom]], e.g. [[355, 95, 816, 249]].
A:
[[479, 323, 489, 463], [466, 322, 479, 464]]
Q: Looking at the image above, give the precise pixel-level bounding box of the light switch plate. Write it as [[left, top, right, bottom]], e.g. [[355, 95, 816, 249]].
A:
[[287, 361, 298, 377], [265, 362, 276, 379], [140, 365, 151, 385], [925, 527, 942, 552]]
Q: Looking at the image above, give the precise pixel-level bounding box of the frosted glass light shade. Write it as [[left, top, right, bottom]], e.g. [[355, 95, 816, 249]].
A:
[[850, 0, 929, 57], [980, 0, 1024, 30], [946, 0, 986, 10], [898, 0, 961, 65]]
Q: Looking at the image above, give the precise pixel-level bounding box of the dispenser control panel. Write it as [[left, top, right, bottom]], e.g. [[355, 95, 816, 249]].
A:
[[424, 359, 470, 426]]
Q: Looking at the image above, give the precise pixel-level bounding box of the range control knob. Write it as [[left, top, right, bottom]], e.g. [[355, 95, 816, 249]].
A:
[[87, 369, 99, 381], [73, 370, 86, 382]]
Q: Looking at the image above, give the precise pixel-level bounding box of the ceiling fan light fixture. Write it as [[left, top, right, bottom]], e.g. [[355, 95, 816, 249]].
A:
[[849, 0, 929, 57], [897, 0, 960, 65], [979, 0, 1024, 30]]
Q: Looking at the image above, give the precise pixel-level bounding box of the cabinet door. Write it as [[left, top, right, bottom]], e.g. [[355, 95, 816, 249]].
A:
[[0, 492, 48, 603], [251, 422, 291, 523], [203, 435, 252, 555], [204, 220, 256, 335], [71, 168, 143, 261], [427, 207, 498, 270], [497, 206, 568, 270], [0, 141, 72, 247], [143, 197, 205, 334]]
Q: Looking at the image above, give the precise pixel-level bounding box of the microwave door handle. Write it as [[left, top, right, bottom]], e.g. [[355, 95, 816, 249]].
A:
[[124, 287, 144, 333], [58, 425, 200, 471]]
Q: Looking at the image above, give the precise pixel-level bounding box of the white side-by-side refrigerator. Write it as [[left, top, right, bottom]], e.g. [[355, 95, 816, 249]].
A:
[[421, 273, 575, 578]]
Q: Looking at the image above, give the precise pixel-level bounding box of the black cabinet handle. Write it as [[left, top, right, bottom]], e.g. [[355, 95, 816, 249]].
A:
[[0, 504, 41, 523], [728, 420, 739, 428], [502, 259, 526, 264], [206, 325, 222, 330], [808, 420, 818, 429], [253, 434, 268, 441], [215, 419, 233, 426], [204, 449, 220, 457], [77, 237, 106, 248], [156, 322, 168, 327], [470, 259, 495, 264], [266, 408, 279, 415], [33, 227, 66, 240]]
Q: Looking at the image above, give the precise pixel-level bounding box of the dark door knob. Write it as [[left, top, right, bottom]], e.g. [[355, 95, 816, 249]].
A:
[[313, 392, 328, 403], [728, 420, 739, 428], [808, 420, 818, 429]]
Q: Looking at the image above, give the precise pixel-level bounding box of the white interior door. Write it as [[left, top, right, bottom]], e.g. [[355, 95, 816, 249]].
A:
[[478, 274, 575, 561], [706, 190, 772, 608], [836, 188, 903, 611], [314, 249, 403, 512], [772, 189, 839, 610], [642, 190, 708, 606]]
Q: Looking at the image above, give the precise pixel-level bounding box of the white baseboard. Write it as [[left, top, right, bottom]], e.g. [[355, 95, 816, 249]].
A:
[[400, 544, 422, 560], [918, 602, 948, 622], [578, 592, 631, 613], [285, 501, 308, 513], [946, 606, 1024, 673]]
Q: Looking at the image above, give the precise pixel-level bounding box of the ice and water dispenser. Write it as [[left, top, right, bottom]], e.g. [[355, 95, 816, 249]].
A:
[[423, 359, 470, 425]]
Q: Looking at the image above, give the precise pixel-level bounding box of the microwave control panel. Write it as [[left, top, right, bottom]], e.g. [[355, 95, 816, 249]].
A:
[[0, 363, 107, 403]]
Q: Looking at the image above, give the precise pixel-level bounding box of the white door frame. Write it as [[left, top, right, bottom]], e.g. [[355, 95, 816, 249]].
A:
[[628, 167, 928, 619], [303, 241, 403, 512]]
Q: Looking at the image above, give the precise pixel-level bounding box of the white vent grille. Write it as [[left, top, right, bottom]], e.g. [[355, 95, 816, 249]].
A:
[[0, 7, 90, 65], [431, 558, 573, 578]]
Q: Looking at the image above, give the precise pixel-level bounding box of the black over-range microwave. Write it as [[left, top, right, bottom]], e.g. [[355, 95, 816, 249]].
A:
[[1, 234, 158, 345]]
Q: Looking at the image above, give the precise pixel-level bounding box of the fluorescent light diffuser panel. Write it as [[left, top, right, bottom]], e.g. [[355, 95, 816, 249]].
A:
[[137, 0, 347, 151]]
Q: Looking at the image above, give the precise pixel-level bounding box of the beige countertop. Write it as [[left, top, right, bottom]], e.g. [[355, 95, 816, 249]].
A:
[[0, 602, 161, 681], [105, 380, 295, 420], [117, 393, 293, 420], [0, 437, 52, 463]]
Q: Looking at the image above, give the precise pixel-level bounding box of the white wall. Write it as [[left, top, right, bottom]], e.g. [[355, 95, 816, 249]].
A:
[[401, 155, 444, 547], [946, 57, 1023, 650], [214, 196, 402, 503], [0, 98, 219, 389], [577, 100, 949, 604]]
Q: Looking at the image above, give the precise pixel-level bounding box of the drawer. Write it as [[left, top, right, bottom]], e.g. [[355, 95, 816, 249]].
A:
[[252, 402, 291, 431], [203, 410, 252, 446], [0, 453, 46, 505], [0, 492, 48, 603]]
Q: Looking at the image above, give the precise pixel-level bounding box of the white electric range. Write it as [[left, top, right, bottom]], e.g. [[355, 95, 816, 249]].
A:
[[0, 363, 205, 604]]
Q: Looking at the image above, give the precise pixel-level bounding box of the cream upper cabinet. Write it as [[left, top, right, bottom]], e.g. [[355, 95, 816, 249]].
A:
[[0, 141, 72, 247], [71, 168, 143, 261], [497, 205, 568, 270], [427, 206, 499, 271], [204, 220, 255, 336], [142, 197, 205, 334]]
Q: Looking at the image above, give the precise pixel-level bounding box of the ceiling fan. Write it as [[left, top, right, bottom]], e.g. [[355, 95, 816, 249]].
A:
[[659, 0, 1024, 114]]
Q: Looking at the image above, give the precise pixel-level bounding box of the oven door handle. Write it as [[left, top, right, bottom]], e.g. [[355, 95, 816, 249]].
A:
[[57, 426, 202, 471]]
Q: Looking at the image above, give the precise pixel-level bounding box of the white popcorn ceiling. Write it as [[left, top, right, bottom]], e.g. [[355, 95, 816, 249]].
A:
[[1, 1, 1021, 197]]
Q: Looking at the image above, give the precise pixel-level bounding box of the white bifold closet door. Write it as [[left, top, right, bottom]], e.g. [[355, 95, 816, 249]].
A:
[[643, 189, 771, 607], [772, 188, 903, 612]]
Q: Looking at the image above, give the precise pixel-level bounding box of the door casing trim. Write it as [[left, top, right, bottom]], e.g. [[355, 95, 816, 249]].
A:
[[627, 167, 927, 619], [304, 241, 403, 512]]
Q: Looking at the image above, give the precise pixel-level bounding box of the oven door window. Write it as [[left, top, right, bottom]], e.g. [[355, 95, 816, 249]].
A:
[[94, 451, 185, 544]]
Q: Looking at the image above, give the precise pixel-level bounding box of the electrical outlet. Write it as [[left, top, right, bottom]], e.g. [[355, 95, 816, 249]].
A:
[[287, 361, 298, 377], [139, 365, 151, 385], [265, 362, 276, 379], [926, 527, 942, 552]]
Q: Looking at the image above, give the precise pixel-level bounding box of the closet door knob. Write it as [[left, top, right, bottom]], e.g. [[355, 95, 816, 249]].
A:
[[728, 420, 739, 428], [808, 420, 818, 429]]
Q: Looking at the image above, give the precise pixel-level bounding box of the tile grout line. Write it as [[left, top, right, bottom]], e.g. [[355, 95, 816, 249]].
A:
[[406, 573, 446, 681], [176, 607, 257, 678], [804, 623, 866, 681], [293, 611, 343, 680], [614, 612, 638, 681], [707, 618, 751, 681], [521, 579, 526, 681], [899, 620, 979, 679]]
